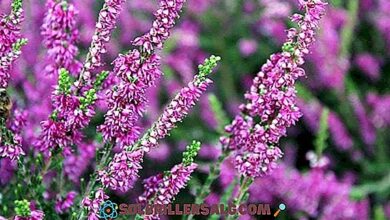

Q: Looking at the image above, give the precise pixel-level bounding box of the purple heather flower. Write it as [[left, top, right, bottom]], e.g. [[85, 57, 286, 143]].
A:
[[0, 2, 23, 57], [222, 0, 327, 178], [98, 149, 144, 192], [308, 7, 348, 90], [238, 39, 258, 57], [64, 142, 96, 183], [41, 0, 82, 76], [374, 0, 390, 51], [99, 50, 162, 147], [55, 191, 77, 214], [328, 112, 353, 151], [0, 38, 26, 88], [298, 99, 353, 152], [0, 134, 24, 160], [0, 158, 16, 185], [350, 94, 376, 146], [82, 188, 109, 220], [138, 173, 164, 206], [8, 109, 27, 134], [133, 0, 187, 53], [80, 0, 126, 85], [14, 210, 45, 220], [154, 163, 197, 204], [366, 93, 390, 128], [249, 164, 369, 220], [142, 163, 197, 219], [139, 74, 213, 152], [355, 53, 381, 81]]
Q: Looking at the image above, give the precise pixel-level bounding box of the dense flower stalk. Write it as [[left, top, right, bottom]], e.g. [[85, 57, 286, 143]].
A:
[[98, 51, 162, 146], [221, 0, 327, 177], [139, 141, 200, 220], [98, 56, 220, 192], [0, 3, 24, 87], [136, 56, 220, 153], [35, 69, 108, 153], [41, 0, 82, 76], [0, 38, 26, 88], [82, 188, 109, 220], [0, 0, 24, 57], [79, 0, 126, 86], [99, 0, 188, 146], [133, 0, 187, 53]]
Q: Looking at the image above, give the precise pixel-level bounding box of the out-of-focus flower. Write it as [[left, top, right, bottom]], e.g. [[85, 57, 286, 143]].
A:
[[366, 93, 390, 128], [350, 94, 376, 146], [355, 53, 381, 81], [249, 164, 369, 220], [238, 39, 258, 57], [55, 191, 77, 214], [308, 8, 349, 90]]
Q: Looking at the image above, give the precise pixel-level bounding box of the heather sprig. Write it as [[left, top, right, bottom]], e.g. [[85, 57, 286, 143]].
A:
[[139, 141, 201, 220], [41, 0, 82, 76], [0, 38, 27, 88], [77, 0, 127, 88], [98, 55, 220, 193]]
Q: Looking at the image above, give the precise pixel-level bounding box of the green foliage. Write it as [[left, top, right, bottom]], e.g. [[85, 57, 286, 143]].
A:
[[208, 93, 229, 134], [58, 68, 73, 95], [12, 38, 28, 51], [14, 199, 30, 217], [11, 0, 23, 13], [182, 140, 201, 166], [315, 108, 329, 157], [198, 55, 221, 79]]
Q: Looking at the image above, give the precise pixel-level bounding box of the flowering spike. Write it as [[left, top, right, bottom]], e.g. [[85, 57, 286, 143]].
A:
[[137, 55, 220, 152], [222, 0, 327, 178], [41, 0, 82, 76]]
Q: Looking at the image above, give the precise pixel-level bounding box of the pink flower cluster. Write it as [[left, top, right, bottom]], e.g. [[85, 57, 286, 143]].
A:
[[41, 0, 82, 76], [0, 2, 23, 88], [82, 0, 126, 80], [82, 188, 109, 220], [221, 0, 327, 177], [133, 0, 186, 53], [99, 51, 162, 146], [140, 163, 197, 220]]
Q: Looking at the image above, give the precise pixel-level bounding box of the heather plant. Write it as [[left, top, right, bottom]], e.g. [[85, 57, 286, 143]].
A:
[[1, 0, 390, 220]]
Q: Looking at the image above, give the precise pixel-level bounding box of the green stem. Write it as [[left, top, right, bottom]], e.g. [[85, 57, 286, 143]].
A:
[[185, 148, 230, 220], [226, 176, 253, 220], [75, 143, 112, 220]]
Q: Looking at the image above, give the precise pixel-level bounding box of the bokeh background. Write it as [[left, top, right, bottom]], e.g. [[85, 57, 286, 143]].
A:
[[1, 0, 389, 219]]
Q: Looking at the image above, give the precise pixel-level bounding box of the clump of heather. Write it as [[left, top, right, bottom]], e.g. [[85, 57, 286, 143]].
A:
[[221, 0, 327, 178]]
